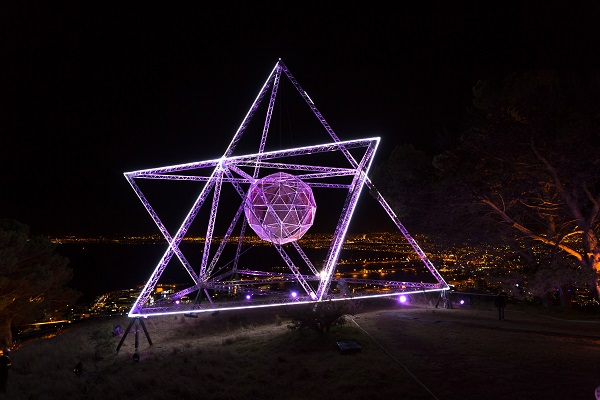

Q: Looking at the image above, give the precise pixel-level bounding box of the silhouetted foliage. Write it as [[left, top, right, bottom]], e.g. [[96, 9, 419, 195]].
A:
[[0, 219, 80, 348], [88, 324, 118, 360], [370, 143, 436, 231], [430, 70, 600, 304], [373, 70, 600, 307]]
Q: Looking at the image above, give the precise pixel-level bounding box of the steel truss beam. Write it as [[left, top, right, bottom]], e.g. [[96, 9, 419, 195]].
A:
[[124, 59, 449, 318]]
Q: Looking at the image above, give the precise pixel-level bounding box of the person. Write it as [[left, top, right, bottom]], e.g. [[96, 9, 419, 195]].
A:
[[0, 348, 12, 393], [494, 291, 508, 320]]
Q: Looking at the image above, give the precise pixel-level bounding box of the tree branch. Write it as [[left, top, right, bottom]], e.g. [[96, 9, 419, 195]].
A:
[[583, 183, 600, 224], [481, 198, 584, 264], [530, 142, 586, 224]]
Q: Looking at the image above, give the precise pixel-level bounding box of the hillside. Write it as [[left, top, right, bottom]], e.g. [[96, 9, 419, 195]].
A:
[[4, 298, 600, 400]]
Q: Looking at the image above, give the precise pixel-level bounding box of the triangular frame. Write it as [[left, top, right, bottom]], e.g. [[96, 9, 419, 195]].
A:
[[124, 59, 449, 317]]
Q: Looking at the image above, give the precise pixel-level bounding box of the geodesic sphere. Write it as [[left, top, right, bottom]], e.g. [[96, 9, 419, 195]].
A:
[[244, 172, 316, 244]]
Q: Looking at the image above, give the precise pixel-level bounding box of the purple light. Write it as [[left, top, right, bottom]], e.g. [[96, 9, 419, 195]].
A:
[[459, 299, 465, 305], [246, 294, 252, 300], [290, 291, 298, 298], [244, 172, 316, 244], [399, 295, 407, 303]]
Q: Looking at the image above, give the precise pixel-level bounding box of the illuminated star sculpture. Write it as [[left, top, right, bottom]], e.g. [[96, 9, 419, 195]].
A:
[[124, 59, 449, 318]]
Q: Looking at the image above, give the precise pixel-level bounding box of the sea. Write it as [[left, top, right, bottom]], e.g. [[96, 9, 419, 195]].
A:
[[57, 242, 168, 305], [58, 242, 436, 305]]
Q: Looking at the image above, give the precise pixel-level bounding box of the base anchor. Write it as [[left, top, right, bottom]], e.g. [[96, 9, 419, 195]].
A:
[[435, 290, 453, 309], [116, 317, 153, 359]]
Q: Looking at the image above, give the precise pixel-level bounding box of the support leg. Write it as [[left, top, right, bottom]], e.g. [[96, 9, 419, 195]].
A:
[[134, 318, 139, 352], [116, 318, 136, 353], [138, 318, 153, 346], [115, 318, 153, 353]]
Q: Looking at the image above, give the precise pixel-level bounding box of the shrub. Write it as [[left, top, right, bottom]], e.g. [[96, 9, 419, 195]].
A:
[[284, 300, 362, 334], [88, 324, 116, 360]]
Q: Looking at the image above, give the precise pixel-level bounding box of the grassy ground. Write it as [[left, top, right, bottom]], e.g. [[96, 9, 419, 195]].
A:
[[3, 298, 600, 400]]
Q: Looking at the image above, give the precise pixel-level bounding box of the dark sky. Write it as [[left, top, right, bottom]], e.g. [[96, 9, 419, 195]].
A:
[[1, 2, 598, 237]]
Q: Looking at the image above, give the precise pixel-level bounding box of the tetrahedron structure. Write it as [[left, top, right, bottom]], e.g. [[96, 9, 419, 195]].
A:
[[124, 59, 449, 317]]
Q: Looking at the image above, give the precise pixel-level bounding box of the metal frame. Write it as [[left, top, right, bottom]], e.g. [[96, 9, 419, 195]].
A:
[[124, 59, 449, 318]]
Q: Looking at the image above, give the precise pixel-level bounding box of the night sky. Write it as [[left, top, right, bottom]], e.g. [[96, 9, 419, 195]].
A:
[[1, 2, 598, 237]]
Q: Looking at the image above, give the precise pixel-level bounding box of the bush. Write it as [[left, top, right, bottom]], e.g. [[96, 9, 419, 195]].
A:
[[88, 324, 116, 360], [284, 300, 362, 334]]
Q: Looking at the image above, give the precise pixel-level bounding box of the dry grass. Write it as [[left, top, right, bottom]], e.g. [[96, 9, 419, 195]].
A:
[[4, 298, 600, 400]]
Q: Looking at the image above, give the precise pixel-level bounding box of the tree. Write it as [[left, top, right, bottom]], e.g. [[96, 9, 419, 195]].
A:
[[370, 143, 438, 232], [431, 70, 600, 306], [0, 219, 80, 348]]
